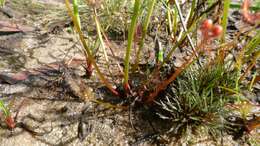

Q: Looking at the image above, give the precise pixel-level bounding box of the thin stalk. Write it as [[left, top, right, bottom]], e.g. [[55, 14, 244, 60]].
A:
[[173, 0, 201, 66], [245, 30, 260, 55], [91, 99, 128, 110], [163, 19, 198, 66], [249, 72, 257, 91], [184, 3, 192, 25], [124, 0, 142, 86], [100, 29, 123, 74], [133, 0, 156, 71], [218, 86, 241, 95], [73, 0, 81, 29], [221, 0, 230, 42], [176, 2, 192, 42], [65, 0, 118, 95], [172, 6, 178, 35], [93, 9, 113, 78], [167, 2, 173, 37], [187, 0, 197, 28], [239, 50, 260, 82], [235, 30, 260, 90]]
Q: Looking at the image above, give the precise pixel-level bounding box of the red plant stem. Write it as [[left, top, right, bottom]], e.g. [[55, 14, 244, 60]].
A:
[[123, 82, 131, 93], [143, 35, 209, 103], [145, 48, 198, 103], [143, 18, 224, 103]]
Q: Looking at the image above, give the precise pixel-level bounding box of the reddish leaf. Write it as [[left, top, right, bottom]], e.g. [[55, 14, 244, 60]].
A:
[[245, 116, 260, 133], [134, 23, 142, 43], [254, 75, 260, 84], [0, 20, 34, 33], [5, 115, 16, 129]]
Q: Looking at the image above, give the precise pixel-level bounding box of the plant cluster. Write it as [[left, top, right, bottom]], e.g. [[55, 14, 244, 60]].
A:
[[155, 61, 236, 139], [62, 0, 260, 141]]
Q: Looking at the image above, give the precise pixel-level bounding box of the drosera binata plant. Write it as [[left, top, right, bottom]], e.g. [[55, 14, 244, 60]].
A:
[[64, 0, 260, 143], [64, 0, 259, 103], [143, 19, 224, 103]]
